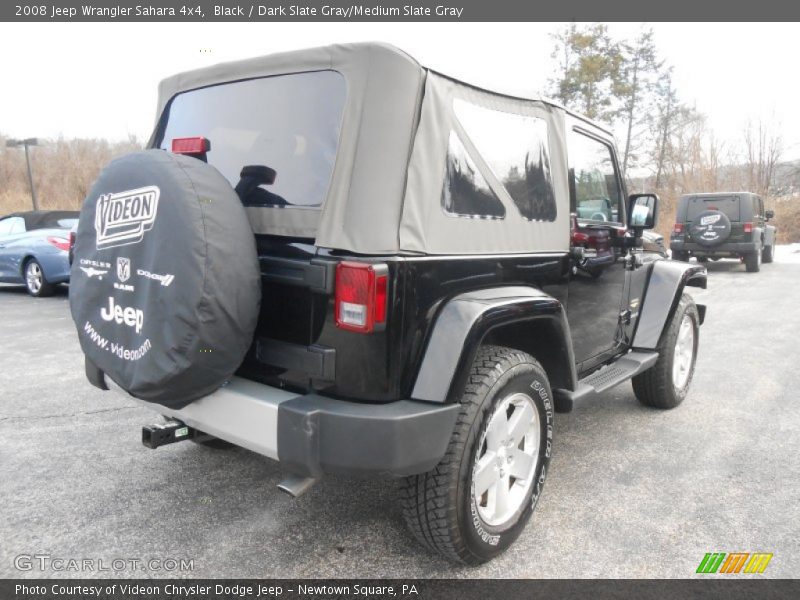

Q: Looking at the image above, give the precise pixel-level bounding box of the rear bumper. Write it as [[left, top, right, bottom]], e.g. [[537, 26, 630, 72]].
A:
[[131, 377, 459, 478], [670, 240, 757, 256]]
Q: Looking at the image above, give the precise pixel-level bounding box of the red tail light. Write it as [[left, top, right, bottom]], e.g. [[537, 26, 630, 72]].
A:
[[335, 262, 388, 333], [572, 232, 589, 244], [743, 222, 753, 233], [47, 236, 70, 252], [171, 137, 210, 155], [673, 223, 684, 233]]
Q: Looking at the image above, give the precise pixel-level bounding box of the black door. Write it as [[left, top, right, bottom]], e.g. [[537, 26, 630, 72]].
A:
[[564, 128, 629, 372]]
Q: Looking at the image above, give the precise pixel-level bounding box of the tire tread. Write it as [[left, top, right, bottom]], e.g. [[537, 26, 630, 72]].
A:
[[632, 294, 698, 409], [399, 345, 540, 564]]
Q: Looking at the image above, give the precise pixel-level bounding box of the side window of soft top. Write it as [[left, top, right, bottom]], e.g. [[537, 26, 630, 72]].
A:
[[568, 129, 623, 224], [451, 99, 557, 222], [441, 132, 506, 219]]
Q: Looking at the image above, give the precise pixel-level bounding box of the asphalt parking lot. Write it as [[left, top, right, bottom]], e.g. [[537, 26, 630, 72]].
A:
[[1, 249, 799, 579]]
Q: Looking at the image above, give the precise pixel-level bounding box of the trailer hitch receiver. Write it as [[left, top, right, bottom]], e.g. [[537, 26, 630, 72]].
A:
[[142, 419, 194, 449]]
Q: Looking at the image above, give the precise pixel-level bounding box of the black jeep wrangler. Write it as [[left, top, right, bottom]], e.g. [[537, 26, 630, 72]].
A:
[[69, 43, 707, 565], [670, 192, 777, 272]]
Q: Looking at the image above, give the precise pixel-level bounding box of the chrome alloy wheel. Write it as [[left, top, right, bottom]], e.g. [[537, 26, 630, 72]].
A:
[[672, 314, 695, 390], [472, 392, 540, 527], [26, 261, 43, 294]]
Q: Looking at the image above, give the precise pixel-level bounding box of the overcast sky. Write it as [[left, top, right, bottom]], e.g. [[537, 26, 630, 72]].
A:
[[1, 22, 797, 160]]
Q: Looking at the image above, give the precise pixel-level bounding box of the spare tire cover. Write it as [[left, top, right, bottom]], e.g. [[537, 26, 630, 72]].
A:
[[70, 150, 261, 409], [689, 210, 732, 246]]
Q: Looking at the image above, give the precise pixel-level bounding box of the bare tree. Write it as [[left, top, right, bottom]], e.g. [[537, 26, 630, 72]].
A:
[[743, 118, 783, 197], [0, 133, 142, 213]]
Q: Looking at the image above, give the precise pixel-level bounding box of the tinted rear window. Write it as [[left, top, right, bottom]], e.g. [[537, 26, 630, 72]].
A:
[[158, 71, 346, 208], [686, 196, 741, 222]]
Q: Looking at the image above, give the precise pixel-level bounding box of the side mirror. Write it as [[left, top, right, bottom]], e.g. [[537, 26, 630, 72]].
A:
[[765, 209, 775, 220], [628, 193, 658, 234]]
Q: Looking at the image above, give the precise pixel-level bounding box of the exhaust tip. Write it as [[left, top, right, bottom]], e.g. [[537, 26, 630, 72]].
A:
[[277, 474, 318, 498]]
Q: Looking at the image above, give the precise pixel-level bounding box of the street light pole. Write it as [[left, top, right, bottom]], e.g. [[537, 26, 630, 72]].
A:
[[6, 138, 40, 211]]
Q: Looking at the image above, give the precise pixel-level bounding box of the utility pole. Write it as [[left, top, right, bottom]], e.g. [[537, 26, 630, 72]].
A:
[[6, 138, 40, 210]]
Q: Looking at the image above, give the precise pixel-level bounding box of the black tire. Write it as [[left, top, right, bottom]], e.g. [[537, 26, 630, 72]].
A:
[[696, 256, 708, 263], [400, 345, 553, 565], [745, 248, 761, 272], [762, 243, 774, 264], [23, 258, 55, 297], [632, 294, 699, 409], [671, 250, 689, 262]]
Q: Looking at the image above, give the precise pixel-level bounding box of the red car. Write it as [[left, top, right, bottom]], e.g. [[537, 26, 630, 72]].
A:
[[570, 214, 620, 277]]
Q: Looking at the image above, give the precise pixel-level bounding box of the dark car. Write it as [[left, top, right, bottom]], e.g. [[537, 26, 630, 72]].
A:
[[670, 192, 776, 272], [0, 210, 79, 296], [68, 43, 707, 565]]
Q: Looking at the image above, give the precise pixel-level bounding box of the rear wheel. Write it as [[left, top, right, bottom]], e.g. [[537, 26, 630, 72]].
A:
[[745, 248, 761, 272], [696, 256, 708, 263], [762, 242, 774, 264], [400, 346, 552, 565], [24, 259, 55, 297], [632, 294, 699, 409]]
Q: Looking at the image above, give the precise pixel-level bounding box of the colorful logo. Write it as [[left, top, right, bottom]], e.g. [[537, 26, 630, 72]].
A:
[[696, 552, 773, 574]]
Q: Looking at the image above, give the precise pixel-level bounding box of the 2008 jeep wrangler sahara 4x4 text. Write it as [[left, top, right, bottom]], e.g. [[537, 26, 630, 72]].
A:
[[69, 43, 707, 564]]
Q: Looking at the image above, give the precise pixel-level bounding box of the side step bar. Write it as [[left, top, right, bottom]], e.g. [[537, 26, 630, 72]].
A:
[[554, 350, 659, 412]]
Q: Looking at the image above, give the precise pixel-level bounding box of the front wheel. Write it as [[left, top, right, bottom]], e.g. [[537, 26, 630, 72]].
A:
[[400, 346, 553, 565], [632, 294, 700, 409], [24, 259, 55, 297]]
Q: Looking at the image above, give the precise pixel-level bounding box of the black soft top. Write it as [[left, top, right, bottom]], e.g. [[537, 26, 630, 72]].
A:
[[4, 210, 79, 230]]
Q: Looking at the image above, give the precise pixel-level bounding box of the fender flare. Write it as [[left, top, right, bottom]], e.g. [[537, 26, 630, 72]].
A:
[[633, 259, 707, 350], [411, 286, 576, 404]]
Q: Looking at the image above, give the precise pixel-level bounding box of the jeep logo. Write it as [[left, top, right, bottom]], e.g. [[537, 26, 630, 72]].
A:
[[700, 213, 722, 226], [95, 186, 160, 249], [100, 296, 144, 333]]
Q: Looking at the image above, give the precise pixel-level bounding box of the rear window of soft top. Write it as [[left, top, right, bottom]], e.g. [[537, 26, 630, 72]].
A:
[[156, 70, 346, 209], [685, 196, 741, 222]]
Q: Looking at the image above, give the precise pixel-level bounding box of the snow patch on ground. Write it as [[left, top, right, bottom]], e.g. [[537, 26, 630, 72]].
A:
[[776, 244, 800, 263]]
